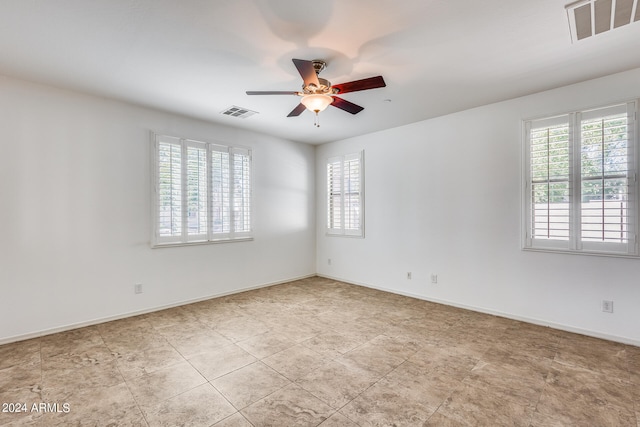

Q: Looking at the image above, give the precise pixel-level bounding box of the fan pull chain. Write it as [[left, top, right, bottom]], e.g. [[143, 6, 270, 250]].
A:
[[314, 111, 320, 127]]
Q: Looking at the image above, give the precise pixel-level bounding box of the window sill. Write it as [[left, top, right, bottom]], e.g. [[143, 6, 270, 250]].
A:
[[326, 232, 364, 238], [522, 246, 639, 259], [152, 237, 254, 248]]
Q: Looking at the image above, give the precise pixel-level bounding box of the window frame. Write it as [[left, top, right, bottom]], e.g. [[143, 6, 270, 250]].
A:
[[522, 101, 639, 257], [151, 133, 253, 248], [326, 151, 365, 238]]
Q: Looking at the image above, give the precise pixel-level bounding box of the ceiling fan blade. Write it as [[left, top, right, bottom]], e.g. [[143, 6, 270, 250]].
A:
[[292, 59, 320, 88], [331, 96, 364, 115], [332, 76, 386, 94], [287, 103, 307, 117], [246, 91, 299, 95]]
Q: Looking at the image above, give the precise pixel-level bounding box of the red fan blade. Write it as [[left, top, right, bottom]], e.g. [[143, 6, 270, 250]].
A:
[[332, 76, 386, 94], [246, 91, 299, 95], [287, 103, 307, 117], [292, 59, 320, 88], [331, 96, 364, 115]]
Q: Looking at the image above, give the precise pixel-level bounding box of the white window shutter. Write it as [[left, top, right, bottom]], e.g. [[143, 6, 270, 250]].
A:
[[186, 140, 208, 242], [524, 101, 639, 257], [343, 152, 363, 236], [155, 135, 183, 244], [327, 151, 364, 237], [579, 103, 637, 254], [327, 156, 343, 234], [210, 145, 231, 239], [231, 147, 252, 236], [152, 134, 253, 247], [527, 115, 572, 249]]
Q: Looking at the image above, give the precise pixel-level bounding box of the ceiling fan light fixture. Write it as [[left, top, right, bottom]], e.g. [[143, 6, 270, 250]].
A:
[[246, 58, 386, 122], [301, 94, 333, 113]]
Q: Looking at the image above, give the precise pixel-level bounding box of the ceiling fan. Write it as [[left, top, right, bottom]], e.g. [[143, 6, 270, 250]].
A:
[[246, 59, 386, 126]]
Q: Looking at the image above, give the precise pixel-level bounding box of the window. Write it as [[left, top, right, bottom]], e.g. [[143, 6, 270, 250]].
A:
[[152, 134, 252, 246], [327, 151, 364, 237], [523, 101, 638, 256]]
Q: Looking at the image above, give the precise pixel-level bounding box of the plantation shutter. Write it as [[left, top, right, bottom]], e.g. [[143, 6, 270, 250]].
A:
[[153, 134, 253, 246], [231, 147, 252, 237], [327, 156, 343, 233], [327, 151, 364, 237], [526, 115, 572, 249], [186, 140, 208, 241], [343, 152, 362, 234], [211, 145, 231, 238], [210, 145, 252, 241], [578, 103, 636, 254], [524, 101, 638, 256], [156, 135, 183, 243]]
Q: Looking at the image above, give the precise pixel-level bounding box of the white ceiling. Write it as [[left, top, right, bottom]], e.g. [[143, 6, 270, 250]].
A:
[[2, 0, 640, 144]]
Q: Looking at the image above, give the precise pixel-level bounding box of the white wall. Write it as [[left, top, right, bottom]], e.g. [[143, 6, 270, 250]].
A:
[[0, 75, 316, 343], [4, 67, 640, 346], [316, 68, 640, 346]]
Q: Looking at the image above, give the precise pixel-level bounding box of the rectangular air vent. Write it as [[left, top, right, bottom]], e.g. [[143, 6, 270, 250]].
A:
[[220, 106, 258, 119], [566, 0, 639, 42]]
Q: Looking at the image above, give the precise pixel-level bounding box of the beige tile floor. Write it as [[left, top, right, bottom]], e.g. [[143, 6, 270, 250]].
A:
[[1, 276, 639, 426]]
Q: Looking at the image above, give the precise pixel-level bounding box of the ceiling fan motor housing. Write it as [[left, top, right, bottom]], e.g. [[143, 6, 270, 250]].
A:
[[300, 60, 336, 94], [302, 77, 335, 95]]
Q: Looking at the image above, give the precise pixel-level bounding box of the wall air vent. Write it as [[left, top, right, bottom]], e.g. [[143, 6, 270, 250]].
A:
[[566, 0, 640, 42], [220, 106, 258, 119]]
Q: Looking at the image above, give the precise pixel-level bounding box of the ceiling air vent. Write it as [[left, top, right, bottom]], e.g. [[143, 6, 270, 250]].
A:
[[566, 0, 640, 42], [220, 106, 258, 119]]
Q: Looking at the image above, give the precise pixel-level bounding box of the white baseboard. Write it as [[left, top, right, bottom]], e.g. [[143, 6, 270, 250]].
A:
[[317, 274, 640, 348], [4, 272, 638, 348], [0, 274, 316, 346]]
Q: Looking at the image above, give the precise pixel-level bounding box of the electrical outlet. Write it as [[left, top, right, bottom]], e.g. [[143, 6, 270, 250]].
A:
[[407, 272, 412, 280], [602, 300, 613, 313], [430, 274, 438, 284], [134, 283, 143, 294]]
